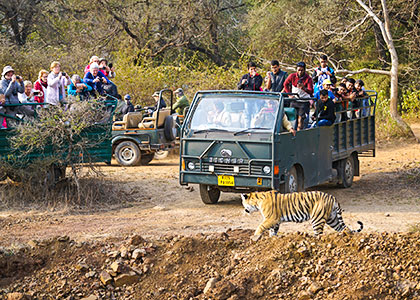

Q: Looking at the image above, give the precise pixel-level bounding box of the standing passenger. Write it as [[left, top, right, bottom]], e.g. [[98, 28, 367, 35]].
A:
[[33, 70, 48, 104], [46, 61, 70, 106], [238, 62, 263, 91], [312, 55, 336, 94], [265, 60, 288, 92]]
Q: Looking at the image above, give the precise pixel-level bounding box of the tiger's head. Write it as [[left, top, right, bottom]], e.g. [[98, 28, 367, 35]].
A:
[[241, 193, 259, 214]]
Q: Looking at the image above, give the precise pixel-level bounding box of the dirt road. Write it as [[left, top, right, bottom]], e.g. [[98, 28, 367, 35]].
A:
[[0, 140, 419, 247]]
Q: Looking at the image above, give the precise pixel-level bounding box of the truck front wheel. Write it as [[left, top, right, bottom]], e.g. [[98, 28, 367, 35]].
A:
[[115, 141, 141, 166], [199, 184, 221, 204], [338, 156, 354, 188], [283, 166, 304, 193]]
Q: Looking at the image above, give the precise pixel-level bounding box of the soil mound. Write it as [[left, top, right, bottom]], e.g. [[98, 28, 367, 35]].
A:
[[1, 230, 419, 299]]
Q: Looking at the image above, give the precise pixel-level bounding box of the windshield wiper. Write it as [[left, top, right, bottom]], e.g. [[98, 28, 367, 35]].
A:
[[233, 127, 271, 136], [193, 128, 229, 134]]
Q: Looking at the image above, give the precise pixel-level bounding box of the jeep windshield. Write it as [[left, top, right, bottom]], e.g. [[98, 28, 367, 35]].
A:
[[186, 94, 280, 135]]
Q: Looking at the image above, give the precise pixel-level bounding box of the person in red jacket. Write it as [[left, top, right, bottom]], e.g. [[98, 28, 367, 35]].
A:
[[283, 62, 314, 130], [33, 69, 48, 104]]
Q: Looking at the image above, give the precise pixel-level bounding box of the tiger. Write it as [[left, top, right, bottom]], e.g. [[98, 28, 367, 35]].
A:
[[241, 190, 363, 236]]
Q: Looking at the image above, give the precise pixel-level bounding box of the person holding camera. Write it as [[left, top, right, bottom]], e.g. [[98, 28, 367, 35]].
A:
[[18, 80, 36, 111], [46, 61, 70, 106], [237, 62, 263, 91], [264, 60, 288, 92], [99, 58, 116, 79], [0, 66, 34, 118], [312, 55, 336, 94], [83, 63, 110, 97], [33, 70, 48, 104], [67, 74, 92, 101]]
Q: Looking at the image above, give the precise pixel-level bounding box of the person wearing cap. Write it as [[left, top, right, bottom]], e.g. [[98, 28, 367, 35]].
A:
[[84, 56, 100, 74], [0, 66, 34, 118], [283, 62, 314, 130], [46, 61, 71, 106], [312, 55, 336, 94], [314, 79, 335, 101], [172, 88, 189, 115], [67, 74, 92, 101], [99, 58, 116, 79], [83, 62, 110, 96], [121, 94, 135, 115]]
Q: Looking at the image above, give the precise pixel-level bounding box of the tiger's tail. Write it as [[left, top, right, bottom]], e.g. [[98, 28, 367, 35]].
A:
[[351, 221, 364, 233]]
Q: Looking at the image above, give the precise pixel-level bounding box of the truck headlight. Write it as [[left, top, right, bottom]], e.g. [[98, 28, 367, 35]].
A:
[[187, 162, 195, 170], [263, 166, 271, 174]]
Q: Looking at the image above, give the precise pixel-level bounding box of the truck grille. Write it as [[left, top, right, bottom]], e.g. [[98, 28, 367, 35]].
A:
[[194, 162, 264, 175]]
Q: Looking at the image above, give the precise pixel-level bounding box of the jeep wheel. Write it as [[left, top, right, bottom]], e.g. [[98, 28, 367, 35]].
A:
[[154, 150, 169, 160], [115, 141, 141, 166], [283, 166, 304, 193], [199, 184, 221, 204], [338, 156, 354, 188]]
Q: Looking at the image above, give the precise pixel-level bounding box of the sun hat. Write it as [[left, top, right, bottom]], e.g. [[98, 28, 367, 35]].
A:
[[2, 66, 14, 77]]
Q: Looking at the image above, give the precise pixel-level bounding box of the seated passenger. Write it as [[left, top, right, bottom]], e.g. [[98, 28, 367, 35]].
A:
[[252, 100, 277, 128], [282, 114, 296, 136], [68, 74, 92, 101], [152, 91, 167, 110], [83, 63, 110, 96], [33, 70, 48, 104], [0, 66, 34, 118], [314, 79, 335, 101], [208, 102, 231, 127], [311, 89, 335, 127], [121, 94, 135, 115], [99, 58, 116, 79], [355, 79, 369, 117], [333, 83, 348, 121], [283, 62, 314, 130], [172, 88, 189, 115], [18, 80, 36, 111]]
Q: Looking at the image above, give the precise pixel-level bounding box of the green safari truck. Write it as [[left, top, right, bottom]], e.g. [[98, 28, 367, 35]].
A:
[[0, 99, 117, 182], [179, 90, 376, 204]]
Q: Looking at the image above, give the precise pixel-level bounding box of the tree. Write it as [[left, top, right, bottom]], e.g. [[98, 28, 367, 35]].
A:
[[356, 0, 416, 138]]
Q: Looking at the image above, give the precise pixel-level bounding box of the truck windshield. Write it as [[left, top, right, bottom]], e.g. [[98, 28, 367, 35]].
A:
[[188, 95, 279, 133]]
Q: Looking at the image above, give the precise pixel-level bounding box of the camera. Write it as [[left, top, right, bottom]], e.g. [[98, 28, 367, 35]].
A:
[[76, 83, 84, 88], [108, 63, 113, 68], [62, 72, 67, 77], [33, 90, 43, 96], [16, 75, 22, 80]]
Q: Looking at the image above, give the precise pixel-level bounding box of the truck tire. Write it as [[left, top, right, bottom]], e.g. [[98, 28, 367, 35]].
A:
[[199, 184, 221, 204], [338, 156, 354, 188], [164, 116, 176, 141], [140, 152, 154, 165], [154, 150, 169, 160], [284, 166, 304, 193], [115, 141, 141, 166]]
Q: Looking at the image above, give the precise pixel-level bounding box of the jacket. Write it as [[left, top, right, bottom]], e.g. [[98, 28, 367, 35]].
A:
[[83, 72, 110, 96], [172, 95, 189, 115], [67, 79, 93, 100], [317, 98, 336, 123], [283, 73, 314, 96], [46, 73, 70, 105], [0, 78, 24, 105], [237, 73, 263, 91]]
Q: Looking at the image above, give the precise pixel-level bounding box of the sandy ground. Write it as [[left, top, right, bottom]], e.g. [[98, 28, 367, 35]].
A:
[[0, 135, 419, 247]]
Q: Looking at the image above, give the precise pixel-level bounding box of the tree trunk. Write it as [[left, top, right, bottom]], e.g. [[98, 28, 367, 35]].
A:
[[356, 0, 416, 139]]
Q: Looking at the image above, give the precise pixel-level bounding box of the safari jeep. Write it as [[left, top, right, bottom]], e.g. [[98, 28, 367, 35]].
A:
[[179, 90, 376, 204], [111, 89, 178, 166]]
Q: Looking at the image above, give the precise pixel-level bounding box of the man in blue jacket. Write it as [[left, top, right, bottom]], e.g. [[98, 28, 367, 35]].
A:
[[83, 63, 110, 96]]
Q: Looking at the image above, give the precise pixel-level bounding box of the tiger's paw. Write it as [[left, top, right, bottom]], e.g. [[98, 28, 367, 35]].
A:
[[251, 234, 262, 242]]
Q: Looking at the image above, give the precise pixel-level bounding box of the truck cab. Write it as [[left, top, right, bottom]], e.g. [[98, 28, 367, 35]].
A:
[[179, 90, 376, 204]]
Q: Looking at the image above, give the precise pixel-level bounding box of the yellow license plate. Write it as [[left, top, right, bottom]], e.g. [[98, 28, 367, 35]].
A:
[[218, 175, 235, 186]]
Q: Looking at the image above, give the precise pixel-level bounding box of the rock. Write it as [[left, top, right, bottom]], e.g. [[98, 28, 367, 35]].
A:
[[81, 296, 97, 300], [99, 271, 113, 285], [385, 212, 391, 217], [107, 251, 120, 258], [75, 263, 89, 272], [7, 293, 31, 300], [110, 261, 123, 273], [27, 240, 37, 249], [130, 235, 145, 246], [297, 290, 312, 300], [114, 272, 139, 287], [297, 246, 310, 258], [204, 278, 218, 294], [153, 205, 169, 211], [85, 271, 96, 278], [308, 282, 322, 294], [132, 248, 147, 260], [119, 246, 128, 258], [57, 235, 70, 242]]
